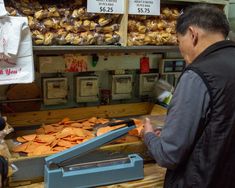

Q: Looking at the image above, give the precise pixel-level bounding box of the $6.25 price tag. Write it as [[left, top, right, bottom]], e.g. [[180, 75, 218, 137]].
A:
[[87, 0, 125, 14], [99, 6, 114, 13]]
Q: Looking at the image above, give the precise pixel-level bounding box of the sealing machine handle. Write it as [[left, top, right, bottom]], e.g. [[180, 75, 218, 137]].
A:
[[108, 119, 136, 127]]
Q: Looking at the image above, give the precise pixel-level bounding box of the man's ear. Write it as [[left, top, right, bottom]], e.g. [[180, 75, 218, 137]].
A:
[[188, 26, 198, 46]]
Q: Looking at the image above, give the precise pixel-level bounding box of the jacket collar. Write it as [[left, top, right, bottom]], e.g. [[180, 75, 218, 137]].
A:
[[192, 40, 235, 64]]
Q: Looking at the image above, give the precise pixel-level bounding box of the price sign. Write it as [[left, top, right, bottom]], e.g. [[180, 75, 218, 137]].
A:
[[87, 0, 125, 14], [129, 0, 160, 16]]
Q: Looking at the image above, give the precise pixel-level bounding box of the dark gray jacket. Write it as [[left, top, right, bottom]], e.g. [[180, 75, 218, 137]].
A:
[[144, 40, 235, 188]]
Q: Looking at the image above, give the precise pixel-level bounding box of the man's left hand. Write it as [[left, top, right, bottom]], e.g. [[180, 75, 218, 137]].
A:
[[143, 117, 154, 134], [141, 118, 161, 138]]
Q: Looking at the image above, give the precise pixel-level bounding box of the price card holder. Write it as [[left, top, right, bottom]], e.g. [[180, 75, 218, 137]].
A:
[[87, 0, 125, 14], [128, 0, 160, 15]]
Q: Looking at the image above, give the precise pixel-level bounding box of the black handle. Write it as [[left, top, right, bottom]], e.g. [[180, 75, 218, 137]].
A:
[[108, 119, 135, 127]]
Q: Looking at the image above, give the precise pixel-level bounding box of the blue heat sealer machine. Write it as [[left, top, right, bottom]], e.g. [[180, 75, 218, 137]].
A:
[[44, 119, 144, 188]]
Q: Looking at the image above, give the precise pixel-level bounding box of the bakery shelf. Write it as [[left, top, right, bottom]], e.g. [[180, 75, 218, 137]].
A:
[[33, 45, 179, 54]]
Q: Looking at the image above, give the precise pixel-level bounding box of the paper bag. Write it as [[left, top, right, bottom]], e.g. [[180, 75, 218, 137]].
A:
[[0, 9, 34, 85]]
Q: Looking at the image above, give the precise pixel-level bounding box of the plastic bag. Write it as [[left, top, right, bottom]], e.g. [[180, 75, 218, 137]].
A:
[[0, 117, 13, 159], [0, 117, 18, 180], [154, 79, 174, 106]]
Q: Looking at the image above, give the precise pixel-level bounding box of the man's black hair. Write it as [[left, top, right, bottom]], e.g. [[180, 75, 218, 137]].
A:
[[176, 4, 230, 38]]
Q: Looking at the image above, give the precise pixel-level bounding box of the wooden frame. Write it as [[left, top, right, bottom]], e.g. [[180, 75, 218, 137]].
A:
[[4, 102, 154, 128]]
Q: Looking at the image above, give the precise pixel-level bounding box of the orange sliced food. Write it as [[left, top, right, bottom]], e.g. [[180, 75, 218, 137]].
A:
[[36, 134, 55, 143], [128, 119, 144, 137], [50, 139, 59, 148], [110, 124, 126, 130], [64, 120, 79, 125], [82, 126, 93, 130], [57, 140, 76, 148], [28, 145, 52, 156], [12, 142, 29, 153], [96, 127, 112, 136], [22, 134, 36, 141], [43, 125, 57, 134], [136, 125, 144, 136], [96, 124, 125, 136], [75, 118, 88, 123], [82, 121, 93, 127], [81, 138, 90, 143], [115, 135, 140, 143], [96, 118, 109, 124], [63, 136, 83, 142], [13, 117, 115, 157], [73, 128, 86, 137], [36, 127, 45, 134], [53, 146, 67, 152], [88, 117, 97, 123], [16, 136, 27, 143], [56, 127, 74, 139], [59, 117, 70, 125], [85, 135, 95, 140], [83, 129, 94, 137], [70, 123, 83, 128], [132, 118, 143, 126], [128, 129, 139, 136], [76, 140, 83, 144], [45, 150, 57, 155], [42, 123, 58, 128], [53, 125, 64, 133], [25, 142, 44, 153]]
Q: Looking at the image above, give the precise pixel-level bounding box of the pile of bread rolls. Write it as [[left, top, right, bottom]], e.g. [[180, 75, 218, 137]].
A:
[[6, 1, 180, 46], [128, 7, 180, 46], [6, 0, 121, 45]]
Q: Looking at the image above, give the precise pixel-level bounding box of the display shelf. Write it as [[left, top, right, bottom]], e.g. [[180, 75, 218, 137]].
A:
[[31, 0, 228, 55], [33, 45, 179, 54]]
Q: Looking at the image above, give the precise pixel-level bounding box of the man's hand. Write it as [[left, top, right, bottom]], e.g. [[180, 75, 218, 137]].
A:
[[144, 117, 155, 134], [141, 118, 161, 138]]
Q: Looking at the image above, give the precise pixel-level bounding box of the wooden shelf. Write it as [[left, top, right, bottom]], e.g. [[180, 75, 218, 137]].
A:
[[31, 0, 229, 55], [33, 45, 179, 54]]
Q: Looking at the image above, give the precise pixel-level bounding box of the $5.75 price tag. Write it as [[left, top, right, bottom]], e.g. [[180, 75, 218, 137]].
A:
[[129, 0, 160, 15], [87, 0, 125, 14]]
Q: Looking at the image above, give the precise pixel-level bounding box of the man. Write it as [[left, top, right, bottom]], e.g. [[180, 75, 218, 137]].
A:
[[143, 4, 235, 188]]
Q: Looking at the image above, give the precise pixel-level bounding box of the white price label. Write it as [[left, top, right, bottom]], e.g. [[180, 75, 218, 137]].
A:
[[129, 0, 160, 16], [87, 0, 125, 14]]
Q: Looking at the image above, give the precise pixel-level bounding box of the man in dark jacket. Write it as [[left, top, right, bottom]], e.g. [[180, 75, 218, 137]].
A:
[[143, 4, 235, 188]]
